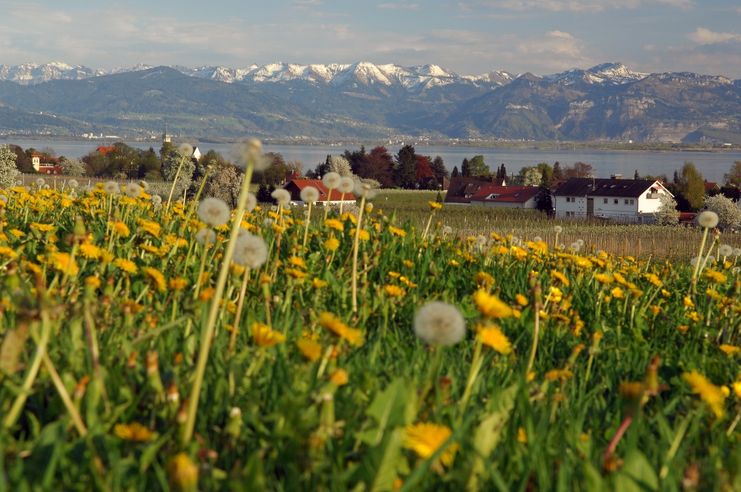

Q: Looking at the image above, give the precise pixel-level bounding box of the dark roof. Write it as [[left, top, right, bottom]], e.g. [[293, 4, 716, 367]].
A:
[[285, 179, 356, 201], [469, 184, 542, 203], [553, 178, 659, 198], [444, 176, 492, 203]]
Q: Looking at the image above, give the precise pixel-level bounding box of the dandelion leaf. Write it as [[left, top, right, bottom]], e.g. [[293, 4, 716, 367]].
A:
[[358, 378, 415, 446], [613, 449, 659, 492]]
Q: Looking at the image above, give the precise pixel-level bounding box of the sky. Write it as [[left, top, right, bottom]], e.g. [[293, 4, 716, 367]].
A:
[[1, 0, 740, 77]]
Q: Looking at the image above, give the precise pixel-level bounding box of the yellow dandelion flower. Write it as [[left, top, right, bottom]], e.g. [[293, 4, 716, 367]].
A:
[[30, 222, 55, 233], [473, 290, 513, 319], [682, 371, 726, 419], [142, 267, 167, 292], [114, 258, 137, 274], [136, 219, 161, 238], [477, 325, 512, 355], [594, 273, 613, 285], [324, 236, 340, 251], [289, 256, 306, 268], [547, 286, 563, 303], [110, 221, 130, 237], [0, 246, 18, 259], [611, 287, 625, 299], [251, 322, 286, 347], [318, 312, 364, 346], [683, 296, 695, 308], [550, 270, 570, 286], [49, 252, 79, 275], [517, 427, 528, 444], [324, 218, 344, 231], [168, 453, 198, 492], [388, 226, 407, 237], [351, 228, 370, 241], [9, 228, 25, 238], [79, 242, 102, 259], [403, 423, 457, 469], [312, 278, 328, 289], [475, 271, 495, 287], [428, 201, 443, 210], [329, 368, 349, 386], [297, 338, 322, 361], [719, 344, 740, 356], [85, 276, 101, 289], [704, 269, 727, 283], [388, 271, 401, 279], [515, 294, 529, 307], [169, 277, 188, 290], [285, 267, 307, 280], [114, 422, 154, 442], [545, 369, 573, 382], [384, 284, 406, 297]]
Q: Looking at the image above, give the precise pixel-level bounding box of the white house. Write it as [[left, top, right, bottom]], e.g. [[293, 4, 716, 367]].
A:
[[468, 184, 544, 209], [554, 178, 673, 223]]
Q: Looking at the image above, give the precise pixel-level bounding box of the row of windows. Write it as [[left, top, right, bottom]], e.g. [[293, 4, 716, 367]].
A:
[[564, 197, 635, 205]]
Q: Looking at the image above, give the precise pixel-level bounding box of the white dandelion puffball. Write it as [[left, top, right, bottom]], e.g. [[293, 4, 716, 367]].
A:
[[558, 243, 566, 250], [246, 192, 257, 212], [689, 256, 700, 267], [104, 181, 119, 195], [576, 238, 585, 247], [125, 182, 142, 198], [697, 210, 719, 229], [338, 176, 355, 194], [151, 194, 162, 206], [198, 197, 231, 227], [300, 186, 320, 204], [195, 228, 216, 246], [734, 248, 741, 257], [271, 188, 291, 206], [139, 180, 150, 191], [35, 177, 45, 187], [719, 244, 734, 257], [533, 236, 542, 243], [413, 301, 466, 346], [0, 194, 7, 204], [553, 225, 563, 234], [233, 232, 268, 269], [707, 255, 716, 264], [570, 242, 581, 252], [177, 143, 194, 158], [322, 172, 341, 189], [354, 181, 377, 200], [233, 138, 266, 170], [42, 184, 50, 190], [68, 179, 79, 189], [442, 225, 453, 235]]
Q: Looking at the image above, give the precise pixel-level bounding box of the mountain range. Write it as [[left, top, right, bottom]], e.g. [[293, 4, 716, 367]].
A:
[[0, 61, 739, 143]]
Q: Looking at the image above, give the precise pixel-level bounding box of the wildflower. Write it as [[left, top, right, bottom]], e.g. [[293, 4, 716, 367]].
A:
[[683, 296, 695, 308], [271, 188, 291, 206], [475, 271, 495, 287], [114, 422, 154, 442], [322, 171, 341, 189], [300, 186, 320, 204], [79, 241, 102, 259], [104, 181, 119, 195], [324, 219, 344, 231], [114, 258, 138, 274], [682, 371, 726, 418], [413, 301, 466, 346], [30, 222, 55, 233], [285, 268, 306, 280], [388, 226, 406, 237], [351, 228, 370, 241], [384, 284, 405, 297], [553, 225, 563, 234], [233, 233, 268, 269], [696, 211, 719, 229], [110, 221, 130, 237], [611, 287, 624, 299], [428, 201, 442, 210], [289, 256, 306, 268], [478, 325, 512, 355], [197, 198, 231, 227], [403, 423, 458, 469], [0, 246, 18, 259], [704, 269, 727, 284], [547, 286, 563, 303], [319, 312, 364, 346], [517, 427, 528, 444], [124, 182, 142, 198], [137, 219, 161, 238], [324, 236, 340, 251], [515, 294, 529, 307], [49, 252, 79, 275], [312, 278, 328, 289], [338, 176, 355, 194], [297, 338, 322, 361], [169, 277, 188, 290], [142, 267, 167, 292], [354, 181, 377, 199], [719, 244, 734, 257], [719, 344, 740, 356], [195, 228, 216, 246], [251, 322, 286, 347], [85, 276, 101, 289], [329, 369, 349, 386], [168, 453, 199, 492], [550, 270, 570, 286], [473, 290, 513, 319], [545, 369, 573, 381]]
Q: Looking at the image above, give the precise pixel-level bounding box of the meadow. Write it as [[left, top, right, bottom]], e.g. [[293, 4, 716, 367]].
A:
[[1, 161, 741, 491]]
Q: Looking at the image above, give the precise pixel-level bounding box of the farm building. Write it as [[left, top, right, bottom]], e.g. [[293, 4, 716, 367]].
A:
[[31, 152, 63, 174], [284, 179, 356, 205], [553, 177, 673, 223], [468, 183, 544, 209]]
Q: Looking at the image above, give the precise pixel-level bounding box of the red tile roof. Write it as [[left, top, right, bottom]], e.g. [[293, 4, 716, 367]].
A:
[[469, 184, 542, 203], [285, 179, 356, 201]]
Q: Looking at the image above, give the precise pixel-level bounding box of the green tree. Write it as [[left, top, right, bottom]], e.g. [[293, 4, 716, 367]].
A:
[[536, 162, 553, 187], [552, 161, 563, 183], [431, 156, 448, 187], [461, 158, 470, 177], [0, 144, 20, 188], [467, 155, 489, 178], [677, 161, 705, 211], [161, 150, 195, 199], [725, 161, 741, 188], [451, 166, 460, 178], [395, 145, 417, 189]]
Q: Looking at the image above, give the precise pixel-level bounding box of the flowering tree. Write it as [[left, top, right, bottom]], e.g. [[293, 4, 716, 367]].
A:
[[61, 158, 86, 176], [0, 144, 20, 188], [654, 193, 679, 225], [704, 194, 741, 229], [328, 156, 352, 177]]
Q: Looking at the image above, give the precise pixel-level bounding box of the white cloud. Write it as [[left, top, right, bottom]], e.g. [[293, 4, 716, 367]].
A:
[[468, 1, 639, 13], [655, 0, 692, 8], [688, 27, 741, 44], [378, 3, 420, 10]]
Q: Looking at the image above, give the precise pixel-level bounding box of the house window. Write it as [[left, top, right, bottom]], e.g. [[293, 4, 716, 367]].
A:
[[603, 198, 608, 204], [629, 199, 635, 205], [614, 199, 618, 204], [624, 199, 629, 205]]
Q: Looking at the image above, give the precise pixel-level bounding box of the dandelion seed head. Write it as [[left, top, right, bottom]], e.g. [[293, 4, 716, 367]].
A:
[[271, 188, 291, 206], [139, 180, 150, 191], [554, 225, 563, 234], [232, 138, 266, 170], [354, 181, 377, 199], [719, 244, 733, 257], [690, 256, 700, 267], [413, 301, 466, 346], [104, 181, 119, 195], [197, 197, 231, 227], [442, 225, 453, 235], [570, 242, 581, 252], [576, 238, 585, 247], [338, 176, 355, 194], [697, 211, 719, 229], [195, 228, 216, 246], [35, 177, 45, 187], [246, 192, 257, 212], [151, 194, 162, 206], [300, 186, 320, 204], [125, 182, 142, 198], [322, 172, 341, 189], [42, 184, 50, 190], [68, 179, 79, 189], [177, 143, 194, 158], [734, 248, 741, 257], [533, 236, 542, 242], [233, 232, 268, 269]]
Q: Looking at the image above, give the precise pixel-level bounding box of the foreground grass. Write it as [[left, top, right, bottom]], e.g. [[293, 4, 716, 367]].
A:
[[0, 182, 740, 490]]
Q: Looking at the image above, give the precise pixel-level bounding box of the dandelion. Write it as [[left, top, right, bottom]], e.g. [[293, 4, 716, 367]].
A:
[[338, 176, 354, 194], [195, 228, 216, 246], [477, 325, 512, 355], [168, 453, 198, 492], [68, 179, 79, 189], [403, 423, 458, 469], [300, 186, 319, 204], [324, 236, 340, 251], [104, 181, 119, 195], [329, 369, 349, 386], [553, 226, 563, 234], [124, 182, 142, 198], [35, 177, 45, 187], [442, 225, 453, 236], [197, 197, 231, 227], [142, 267, 167, 292], [233, 232, 268, 269], [697, 211, 719, 229], [245, 192, 257, 212], [322, 171, 341, 190], [114, 422, 154, 442], [114, 258, 137, 274], [251, 322, 286, 347], [233, 138, 265, 170], [271, 188, 291, 207], [682, 371, 726, 418], [297, 338, 322, 361], [413, 301, 466, 346], [151, 194, 162, 207], [319, 312, 363, 346], [473, 290, 513, 319], [325, 219, 344, 231], [49, 252, 79, 275]]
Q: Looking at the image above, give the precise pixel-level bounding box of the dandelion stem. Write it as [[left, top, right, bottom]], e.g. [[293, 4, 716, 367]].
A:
[[228, 269, 251, 354], [42, 352, 88, 436], [351, 195, 367, 313], [460, 338, 484, 413], [165, 155, 187, 214], [302, 202, 313, 250], [690, 226, 710, 292], [182, 162, 254, 446]]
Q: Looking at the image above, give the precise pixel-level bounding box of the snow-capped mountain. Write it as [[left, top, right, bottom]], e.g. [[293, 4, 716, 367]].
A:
[[0, 62, 104, 84], [545, 62, 647, 86]]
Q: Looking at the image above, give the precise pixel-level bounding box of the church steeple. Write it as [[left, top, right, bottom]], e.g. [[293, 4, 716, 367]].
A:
[[162, 122, 171, 144]]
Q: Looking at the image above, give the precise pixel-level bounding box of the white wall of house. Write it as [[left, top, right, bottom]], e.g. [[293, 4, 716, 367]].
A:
[[592, 195, 638, 220], [470, 198, 538, 209], [554, 196, 587, 217], [32, 156, 40, 171], [554, 181, 670, 223]]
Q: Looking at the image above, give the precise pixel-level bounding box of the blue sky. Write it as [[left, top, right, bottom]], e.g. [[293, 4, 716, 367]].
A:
[[1, 0, 740, 76]]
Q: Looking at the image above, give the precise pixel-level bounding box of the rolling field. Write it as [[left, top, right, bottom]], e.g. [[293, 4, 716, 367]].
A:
[[0, 173, 740, 490]]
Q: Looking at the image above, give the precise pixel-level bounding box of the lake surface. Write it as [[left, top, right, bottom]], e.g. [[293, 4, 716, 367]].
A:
[[2, 138, 740, 183]]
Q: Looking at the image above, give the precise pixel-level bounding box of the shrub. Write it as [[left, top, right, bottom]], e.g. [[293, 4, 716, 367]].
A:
[[704, 194, 741, 229]]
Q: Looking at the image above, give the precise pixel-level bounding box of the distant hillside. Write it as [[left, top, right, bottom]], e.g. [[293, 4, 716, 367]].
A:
[[0, 62, 738, 142]]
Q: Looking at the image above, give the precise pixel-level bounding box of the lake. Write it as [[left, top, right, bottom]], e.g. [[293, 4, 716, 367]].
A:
[[2, 138, 739, 183]]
